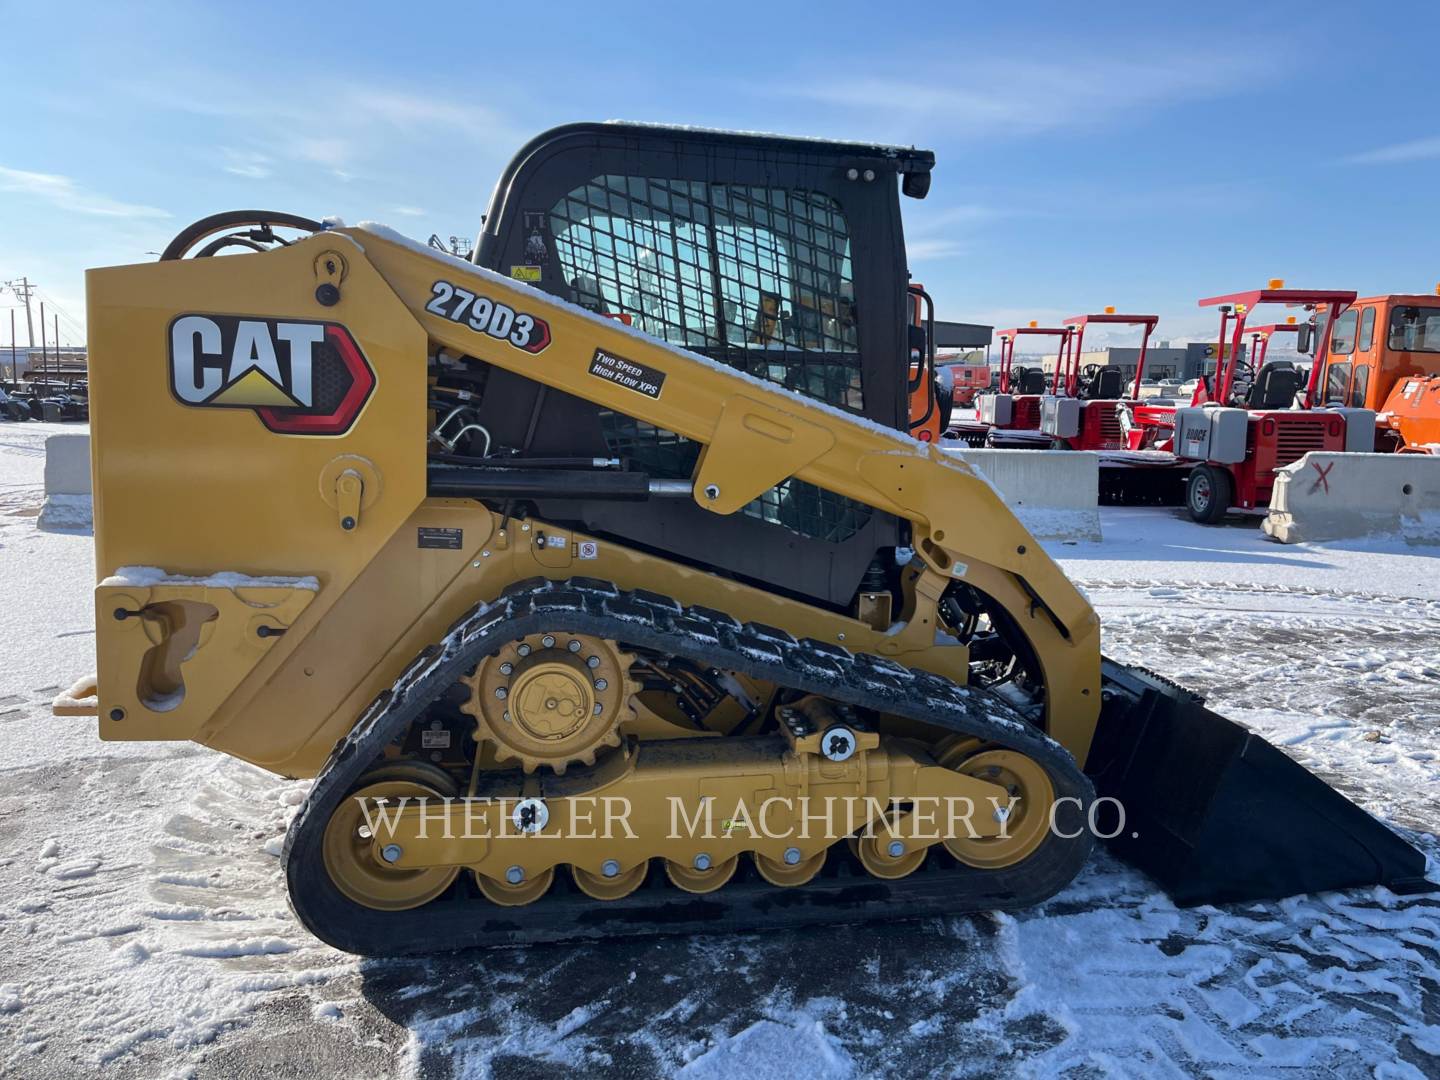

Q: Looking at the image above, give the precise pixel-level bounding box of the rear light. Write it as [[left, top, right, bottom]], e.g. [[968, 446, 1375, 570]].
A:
[[1261, 418, 1276, 437], [1329, 419, 1342, 438]]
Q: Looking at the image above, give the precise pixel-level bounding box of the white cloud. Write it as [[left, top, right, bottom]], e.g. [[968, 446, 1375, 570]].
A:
[[906, 237, 968, 261], [1344, 135, 1440, 165], [278, 136, 360, 183], [221, 148, 272, 179], [780, 46, 1281, 139], [905, 204, 1006, 262], [346, 89, 510, 138], [923, 205, 1002, 228], [129, 74, 518, 189], [199, 86, 520, 185], [392, 206, 426, 217], [291, 135, 355, 168], [0, 166, 169, 218]]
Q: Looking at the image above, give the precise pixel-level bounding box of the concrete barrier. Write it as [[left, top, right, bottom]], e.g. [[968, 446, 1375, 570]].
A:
[[38, 433, 93, 531], [1262, 452, 1440, 546], [43, 430, 1101, 542], [943, 446, 1101, 541]]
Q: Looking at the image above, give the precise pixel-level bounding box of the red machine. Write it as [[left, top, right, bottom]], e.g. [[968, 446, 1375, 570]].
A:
[[1243, 317, 1305, 373], [1043, 309, 1159, 451], [953, 322, 1074, 447], [1126, 282, 1367, 523]]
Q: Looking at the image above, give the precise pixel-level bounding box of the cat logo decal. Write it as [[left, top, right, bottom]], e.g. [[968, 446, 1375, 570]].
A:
[[168, 314, 375, 435]]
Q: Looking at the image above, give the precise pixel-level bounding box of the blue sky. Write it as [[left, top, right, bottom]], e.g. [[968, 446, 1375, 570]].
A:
[[3, 0, 1439, 353]]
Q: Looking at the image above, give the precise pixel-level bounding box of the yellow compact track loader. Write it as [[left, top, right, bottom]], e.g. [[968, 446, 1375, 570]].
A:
[[68, 124, 1428, 952]]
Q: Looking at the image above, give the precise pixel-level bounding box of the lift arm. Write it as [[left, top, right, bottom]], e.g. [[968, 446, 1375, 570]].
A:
[[347, 225, 1103, 754]]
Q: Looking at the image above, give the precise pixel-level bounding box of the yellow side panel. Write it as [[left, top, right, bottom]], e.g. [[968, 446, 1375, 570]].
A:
[[86, 238, 426, 742]]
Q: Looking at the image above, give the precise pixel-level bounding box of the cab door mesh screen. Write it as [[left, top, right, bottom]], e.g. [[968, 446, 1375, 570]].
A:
[[549, 176, 873, 542], [550, 176, 863, 411]]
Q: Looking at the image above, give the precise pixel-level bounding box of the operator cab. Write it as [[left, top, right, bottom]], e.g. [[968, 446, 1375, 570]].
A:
[[1320, 293, 1440, 408], [463, 122, 936, 607], [1315, 292, 1440, 451]]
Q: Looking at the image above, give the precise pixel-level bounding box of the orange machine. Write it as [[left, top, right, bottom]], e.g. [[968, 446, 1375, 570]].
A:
[[906, 284, 945, 441], [1316, 288, 1440, 453], [942, 356, 992, 408]]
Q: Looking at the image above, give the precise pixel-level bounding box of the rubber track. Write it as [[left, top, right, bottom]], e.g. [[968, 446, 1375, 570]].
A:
[[283, 577, 1096, 954]]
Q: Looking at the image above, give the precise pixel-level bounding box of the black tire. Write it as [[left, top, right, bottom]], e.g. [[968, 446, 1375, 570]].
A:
[[1186, 464, 1232, 524]]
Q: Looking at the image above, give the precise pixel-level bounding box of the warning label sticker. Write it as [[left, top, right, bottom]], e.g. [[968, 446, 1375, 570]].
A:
[[588, 348, 666, 399]]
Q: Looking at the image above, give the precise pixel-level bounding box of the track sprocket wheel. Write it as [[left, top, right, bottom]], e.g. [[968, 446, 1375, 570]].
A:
[[320, 761, 460, 911], [460, 633, 638, 774]]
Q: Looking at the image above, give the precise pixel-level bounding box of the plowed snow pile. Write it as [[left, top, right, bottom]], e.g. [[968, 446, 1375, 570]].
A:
[[0, 423, 1435, 1078]]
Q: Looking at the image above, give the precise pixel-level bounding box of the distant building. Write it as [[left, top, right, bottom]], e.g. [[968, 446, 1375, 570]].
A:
[[933, 320, 993, 350], [1039, 341, 1243, 383], [2, 346, 87, 382]]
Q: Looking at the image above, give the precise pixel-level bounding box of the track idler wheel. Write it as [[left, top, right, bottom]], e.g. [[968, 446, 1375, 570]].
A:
[[571, 860, 649, 901], [320, 762, 460, 912], [664, 855, 739, 894], [475, 865, 556, 906], [936, 744, 1055, 869]]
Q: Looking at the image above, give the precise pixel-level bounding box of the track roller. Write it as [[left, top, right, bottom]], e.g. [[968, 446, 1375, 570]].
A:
[[753, 849, 826, 887], [665, 855, 739, 894], [475, 865, 556, 906], [571, 860, 649, 900], [851, 812, 928, 880]]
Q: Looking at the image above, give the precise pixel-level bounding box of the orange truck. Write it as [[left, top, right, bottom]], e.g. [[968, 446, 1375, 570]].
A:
[[1316, 289, 1440, 453]]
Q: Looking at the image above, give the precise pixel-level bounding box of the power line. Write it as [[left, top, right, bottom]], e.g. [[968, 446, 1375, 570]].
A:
[[1, 278, 36, 349], [0, 282, 86, 346], [33, 288, 85, 343]]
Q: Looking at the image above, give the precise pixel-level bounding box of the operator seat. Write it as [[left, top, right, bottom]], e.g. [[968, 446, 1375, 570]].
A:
[[1084, 367, 1124, 400], [1018, 368, 1047, 394], [1246, 362, 1302, 410]]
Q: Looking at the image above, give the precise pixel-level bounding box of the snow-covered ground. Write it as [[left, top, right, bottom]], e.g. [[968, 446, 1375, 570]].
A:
[[1, 420, 1437, 1078]]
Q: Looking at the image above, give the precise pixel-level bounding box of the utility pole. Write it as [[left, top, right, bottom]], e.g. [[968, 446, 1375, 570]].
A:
[[39, 301, 48, 387], [8, 309, 15, 386], [3, 277, 36, 351], [55, 312, 61, 383]]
